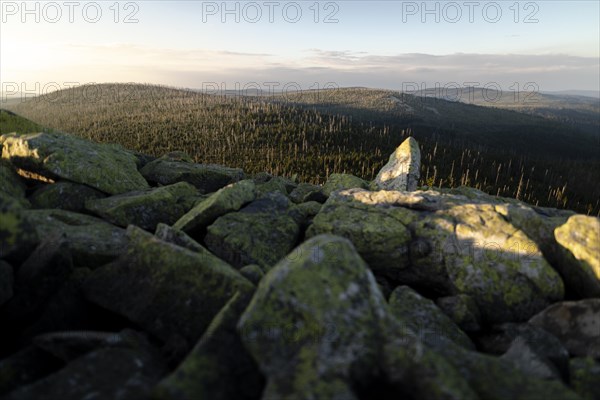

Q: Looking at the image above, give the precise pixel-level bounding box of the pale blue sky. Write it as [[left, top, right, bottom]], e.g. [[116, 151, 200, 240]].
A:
[[1, 1, 599, 92]]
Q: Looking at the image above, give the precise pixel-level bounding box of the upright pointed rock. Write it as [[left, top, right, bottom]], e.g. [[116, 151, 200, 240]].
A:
[[374, 137, 421, 191]]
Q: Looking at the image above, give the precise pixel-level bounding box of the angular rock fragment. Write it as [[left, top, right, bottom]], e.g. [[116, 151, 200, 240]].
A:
[[374, 137, 421, 191], [85, 182, 199, 231], [172, 180, 255, 235]]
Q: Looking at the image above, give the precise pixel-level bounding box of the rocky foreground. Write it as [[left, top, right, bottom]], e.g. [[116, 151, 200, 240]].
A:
[[0, 131, 599, 400]]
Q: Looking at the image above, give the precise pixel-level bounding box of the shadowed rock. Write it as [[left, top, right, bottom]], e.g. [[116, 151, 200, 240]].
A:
[[529, 299, 600, 358], [374, 137, 421, 191]]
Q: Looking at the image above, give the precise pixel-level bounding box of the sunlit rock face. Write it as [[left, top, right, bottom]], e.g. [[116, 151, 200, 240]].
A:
[[374, 137, 421, 191]]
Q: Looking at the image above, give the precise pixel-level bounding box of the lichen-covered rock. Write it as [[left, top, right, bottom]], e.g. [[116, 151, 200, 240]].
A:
[[205, 192, 301, 270], [3, 346, 167, 400], [529, 299, 600, 358], [436, 294, 482, 332], [553, 215, 600, 297], [0, 260, 14, 306], [289, 182, 327, 204], [322, 173, 369, 197], [82, 226, 253, 350], [411, 203, 565, 323], [140, 155, 244, 194], [569, 357, 600, 400], [374, 137, 421, 191], [86, 182, 200, 231], [1, 132, 149, 195], [306, 189, 416, 282], [23, 209, 128, 267], [153, 292, 264, 400], [238, 234, 389, 399], [172, 180, 256, 235], [255, 175, 296, 198], [29, 181, 105, 212], [388, 286, 474, 350]]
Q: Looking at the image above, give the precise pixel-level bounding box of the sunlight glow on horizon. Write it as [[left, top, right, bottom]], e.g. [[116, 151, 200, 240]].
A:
[[1, 1, 599, 92]]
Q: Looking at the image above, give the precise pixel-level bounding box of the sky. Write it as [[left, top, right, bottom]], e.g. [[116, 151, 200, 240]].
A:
[[1, 0, 599, 95]]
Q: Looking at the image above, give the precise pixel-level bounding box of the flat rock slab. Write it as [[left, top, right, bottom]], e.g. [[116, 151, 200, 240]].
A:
[[23, 209, 128, 267], [140, 156, 244, 194], [1, 132, 149, 195], [86, 182, 200, 231]]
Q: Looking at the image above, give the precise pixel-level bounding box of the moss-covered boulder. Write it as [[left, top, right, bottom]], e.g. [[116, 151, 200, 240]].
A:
[[322, 173, 369, 197], [238, 234, 390, 399], [306, 189, 416, 281], [172, 180, 255, 235], [140, 155, 244, 194], [289, 182, 327, 204], [529, 299, 600, 358], [255, 175, 297, 198], [85, 182, 200, 231], [205, 192, 301, 270], [495, 203, 598, 298], [82, 226, 254, 351], [29, 181, 105, 212], [153, 292, 264, 400], [553, 215, 600, 297], [388, 286, 474, 350], [411, 203, 565, 323], [23, 209, 128, 267], [570, 357, 600, 400], [1, 132, 149, 195], [154, 223, 235, 271]]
